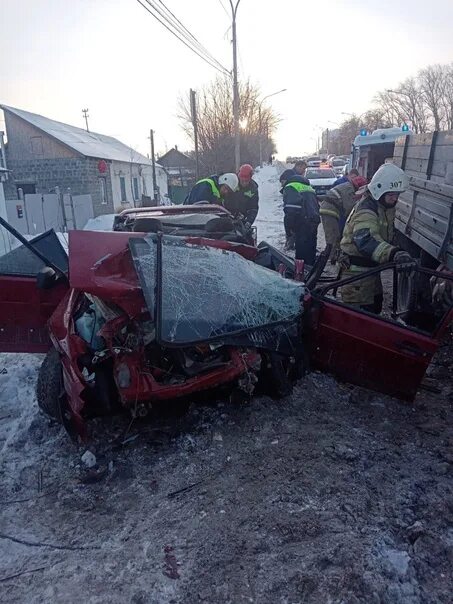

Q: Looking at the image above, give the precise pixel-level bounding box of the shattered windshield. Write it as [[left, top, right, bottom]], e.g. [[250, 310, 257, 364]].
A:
[[130, 235, 306, 345]]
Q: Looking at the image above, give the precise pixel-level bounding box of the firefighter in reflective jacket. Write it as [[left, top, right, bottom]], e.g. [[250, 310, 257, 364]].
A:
[[320, 175, 367, 263], [281, 173, 320, 265], [339, 163, 415, 313], [185, 173, 238, 205]]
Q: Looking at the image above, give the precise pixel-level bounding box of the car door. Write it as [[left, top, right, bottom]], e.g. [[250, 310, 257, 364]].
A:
[[307, 267, 452, 402], [0, 229, 69, 353]]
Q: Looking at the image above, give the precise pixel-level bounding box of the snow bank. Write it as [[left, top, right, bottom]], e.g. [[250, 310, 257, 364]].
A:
[[83, 214, 116, 232]]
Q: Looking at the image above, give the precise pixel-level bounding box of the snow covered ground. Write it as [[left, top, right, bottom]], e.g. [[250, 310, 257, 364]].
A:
[[0, 165, 452, 603]]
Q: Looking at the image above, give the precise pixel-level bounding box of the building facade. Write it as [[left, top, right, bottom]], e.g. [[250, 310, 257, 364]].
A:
[[1, 105, 168, 214]]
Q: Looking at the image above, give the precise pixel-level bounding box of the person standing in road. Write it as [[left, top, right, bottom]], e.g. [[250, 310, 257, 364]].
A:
[[333, 167, 359, 186], [320, 175, 367, 263], [339, 163, 416, 313], [281, 172, 320, 265], [185, 173, 238, 205], [293, 160, 308, 176], [225, 164, 259, 224]]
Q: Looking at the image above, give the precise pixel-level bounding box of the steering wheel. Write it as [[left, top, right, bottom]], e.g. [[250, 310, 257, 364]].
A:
[[192, 201, 211, 206]]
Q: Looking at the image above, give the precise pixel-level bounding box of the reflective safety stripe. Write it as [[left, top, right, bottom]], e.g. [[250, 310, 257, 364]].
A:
[[285, 182, 316, 194], [285, 204, 303, 209], [349, 264, 375, 272], [331, 189, 341, 199], [196, 178, 221, 199], [371, 241, 390, 263], [320, 208, 340, 219]]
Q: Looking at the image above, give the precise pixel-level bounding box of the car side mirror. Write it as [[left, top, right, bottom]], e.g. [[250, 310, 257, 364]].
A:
[[37, 266, 59, 290]]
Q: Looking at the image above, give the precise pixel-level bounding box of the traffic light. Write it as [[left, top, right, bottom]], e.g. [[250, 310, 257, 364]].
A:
[[402, 123, 409, 132], [360, 129, 367, 136]]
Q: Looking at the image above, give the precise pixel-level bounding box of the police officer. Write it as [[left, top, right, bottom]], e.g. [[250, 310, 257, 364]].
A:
[[320, 175, 367, 263], [281, 172, 320, 265], [185, 173, 238, 205], [339, 163, 415, 313], [226, 164, 259, 223]]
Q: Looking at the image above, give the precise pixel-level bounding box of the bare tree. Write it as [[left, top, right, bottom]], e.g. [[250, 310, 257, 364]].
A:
[[374, 78, 429, 133], [419, 64, 445, 130], [178, 76, 279, 174], [440, 63, 453, 130]]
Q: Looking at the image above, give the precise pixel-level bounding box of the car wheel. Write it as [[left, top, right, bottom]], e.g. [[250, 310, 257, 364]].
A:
[[36, 347, 64, 423], [267, 353, 293, 399]]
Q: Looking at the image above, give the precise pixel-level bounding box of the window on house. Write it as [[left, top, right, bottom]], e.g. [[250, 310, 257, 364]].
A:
[[133, 177, 139, 201], [16, 183, 36, 195], [119, 176, 127, 202], [99, 178, 107, 204]]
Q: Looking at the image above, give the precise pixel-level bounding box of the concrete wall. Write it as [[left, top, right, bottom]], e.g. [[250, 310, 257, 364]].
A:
[[110, 161, 168, 211], [5, 157, 115, 216], [4, 112, 77, 160]]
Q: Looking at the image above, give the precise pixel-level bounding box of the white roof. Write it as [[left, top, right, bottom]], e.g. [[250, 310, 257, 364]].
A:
[[1, 105, 162, 167], [353, 127, 413, 148]]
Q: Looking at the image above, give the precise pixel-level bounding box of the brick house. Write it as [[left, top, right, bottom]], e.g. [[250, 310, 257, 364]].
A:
[[1, 105, 168, 215]]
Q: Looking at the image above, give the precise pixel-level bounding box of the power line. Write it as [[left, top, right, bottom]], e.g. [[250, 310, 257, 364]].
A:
[[151, 0, 229, 73], [136, 0, 230, 76], [217, 0, 230, 18]]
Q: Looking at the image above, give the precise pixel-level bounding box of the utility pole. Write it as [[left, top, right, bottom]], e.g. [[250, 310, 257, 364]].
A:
[[190, 89, 200, 180], [82, 108, 90, 132], [149, 129, 158, 205], [229, 0, 241, 171]]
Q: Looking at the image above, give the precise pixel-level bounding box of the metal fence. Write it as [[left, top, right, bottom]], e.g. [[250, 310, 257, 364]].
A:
[[4, 190, 94, 236]]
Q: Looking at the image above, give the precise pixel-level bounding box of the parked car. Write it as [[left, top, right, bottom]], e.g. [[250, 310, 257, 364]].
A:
[[0, 217, 451, 442], [330, 158, 348, 177], [305, 167, 338, 197], [306, 156, 321, 168]]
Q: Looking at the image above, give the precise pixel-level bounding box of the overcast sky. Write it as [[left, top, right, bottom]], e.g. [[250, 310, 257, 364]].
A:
[[1, 0, 453, 159]]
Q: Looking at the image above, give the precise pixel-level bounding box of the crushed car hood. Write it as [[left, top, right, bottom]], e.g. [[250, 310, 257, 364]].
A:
[[130, 234, 307, 349], [68, 231, 307, 351]]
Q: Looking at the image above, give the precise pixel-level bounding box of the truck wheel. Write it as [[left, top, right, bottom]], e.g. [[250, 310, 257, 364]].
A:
[[36, 348, 64, 423]]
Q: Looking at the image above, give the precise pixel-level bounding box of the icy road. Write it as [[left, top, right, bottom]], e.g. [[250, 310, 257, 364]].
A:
[[0, 165, 452, 604]]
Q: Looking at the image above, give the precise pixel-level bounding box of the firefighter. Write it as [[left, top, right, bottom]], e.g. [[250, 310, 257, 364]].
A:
[[339, 163, 416, 313], [320, 175, 367, 263], [281, 173, 320, 265], [185, 173, 238, 205], [225, 164, 259, 224]]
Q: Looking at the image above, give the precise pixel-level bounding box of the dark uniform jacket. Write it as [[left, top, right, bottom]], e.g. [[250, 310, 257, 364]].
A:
[[225, 179, 259, 223], [185, 176, 221, 205], [281, 175, 320, 226]]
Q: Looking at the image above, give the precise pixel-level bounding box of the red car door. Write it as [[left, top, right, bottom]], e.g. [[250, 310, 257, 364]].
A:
[[308, 268, 452, 402], [0, 230, 69, 353]]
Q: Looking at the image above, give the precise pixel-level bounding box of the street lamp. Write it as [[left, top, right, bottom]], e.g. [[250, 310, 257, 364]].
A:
[[258, 88, 287, 167], [386, 89, 411, 97], [341, 111, 367, 120]]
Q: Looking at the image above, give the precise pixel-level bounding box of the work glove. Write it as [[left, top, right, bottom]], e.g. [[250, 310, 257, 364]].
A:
[[330, 247, 340, 266], [393, 250, 417, 276], [430, 275, 453, 312]]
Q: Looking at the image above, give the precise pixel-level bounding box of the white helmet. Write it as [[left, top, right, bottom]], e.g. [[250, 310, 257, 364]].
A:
[[368, 163, 409, 200], [218, 172, 239, 192]]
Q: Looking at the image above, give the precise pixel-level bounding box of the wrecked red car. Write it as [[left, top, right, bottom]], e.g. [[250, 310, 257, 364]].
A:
[[112, 204, 257, 246], [0, 211, 451, 442]]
